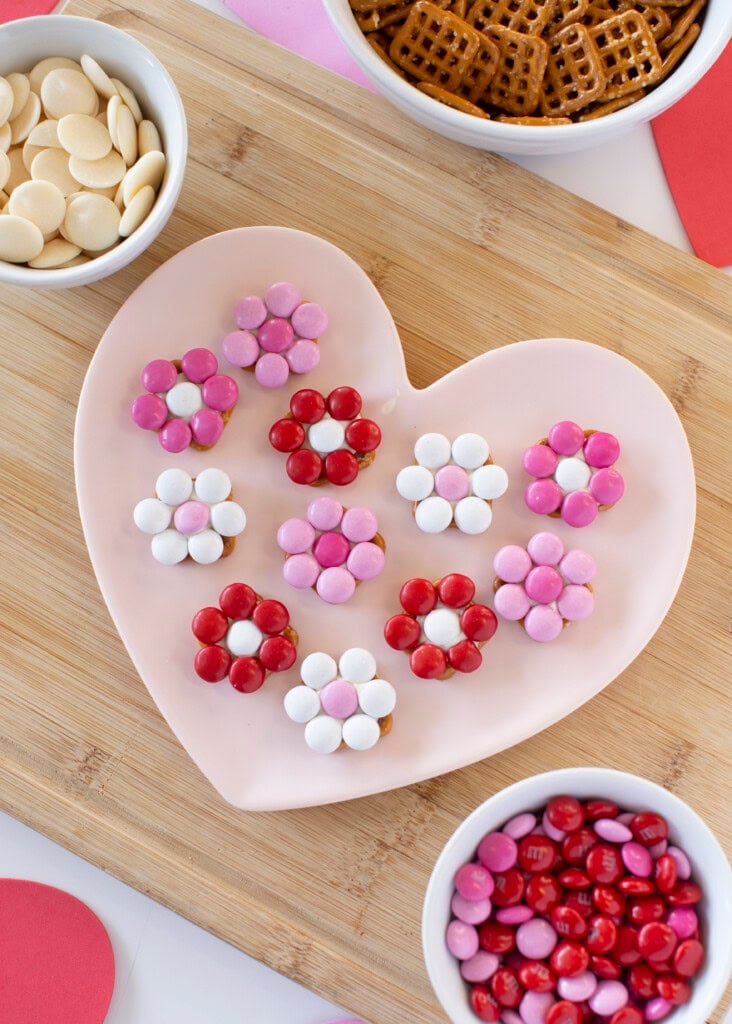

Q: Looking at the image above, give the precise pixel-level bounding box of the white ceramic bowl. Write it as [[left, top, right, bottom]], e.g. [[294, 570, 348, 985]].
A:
[[322, 0, 732, 155], [423, 767, 732, 1023], [0, 15, 187, 289]]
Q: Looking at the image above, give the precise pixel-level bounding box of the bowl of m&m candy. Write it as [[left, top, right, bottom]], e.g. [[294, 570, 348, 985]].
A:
[[422, 768, 732, 1024]]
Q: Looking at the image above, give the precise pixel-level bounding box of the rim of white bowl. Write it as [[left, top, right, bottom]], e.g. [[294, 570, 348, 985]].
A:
[[0, 15, 188, 289], [422, 767, 732, 1024], [323, 0, 732, 144]]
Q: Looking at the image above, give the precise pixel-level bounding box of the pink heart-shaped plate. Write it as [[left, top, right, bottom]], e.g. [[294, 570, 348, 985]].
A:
[[75, 227, 695, 810]]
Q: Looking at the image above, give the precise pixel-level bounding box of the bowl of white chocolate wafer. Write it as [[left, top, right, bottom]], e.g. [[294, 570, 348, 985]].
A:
[[0, 15, 187, 289]]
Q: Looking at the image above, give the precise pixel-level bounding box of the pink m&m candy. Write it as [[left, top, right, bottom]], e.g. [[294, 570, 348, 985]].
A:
[[308, 496, 343, 531], [234, 294, 267, 329], [255, 352, 289, 389], [291, 301, 328, 339], [435, 464, 470, 501], [455, 863, 495, 903], [142, 358, 177, 392], [286, 338, 320, 374], [347, 542, 385, 581], [181, 347, 218, 383], [478, 833, 517, 873], [525, 566, 563, 604], [453, 893, 493, 926], [317, 567, 356, 604], [173, 500, 210, 535], [265, 281, 302, 318], [320, 678, 358, 719], [341, 507, 378, 543], [313, 531, 351, 568], [131, 393, 167, 431], [190, 409, 224, 448], [258, 317, 294, 353], [277, 518, 315, 554], [283, 553, 320, 589], [446, 920, 480, 961], [222, 330, 259, 368]]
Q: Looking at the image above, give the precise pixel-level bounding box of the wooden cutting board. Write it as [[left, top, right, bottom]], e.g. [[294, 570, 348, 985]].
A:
[[1, 1, 730, 1020]]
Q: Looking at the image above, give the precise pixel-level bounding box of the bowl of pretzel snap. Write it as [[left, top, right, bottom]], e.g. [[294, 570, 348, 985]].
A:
[[323, 0, 731, 155]]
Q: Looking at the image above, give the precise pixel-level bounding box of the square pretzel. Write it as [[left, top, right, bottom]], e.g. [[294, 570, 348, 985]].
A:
[[483, 24, 549, 115], [541, 23, 606, 115], [458, 37, 502, 104], [466, 0, 559, 36], [589, 10, 662, 100], [353, 1, 414, 32], [389, 1, 482, 91], [549, 0, 589, 30]]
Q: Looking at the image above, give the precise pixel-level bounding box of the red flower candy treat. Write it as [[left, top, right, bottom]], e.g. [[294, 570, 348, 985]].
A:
[[444, 795, 706, 1023], [269, 386, 382, 486], [192, 582, 298, 693], [384, 573, 497, 680]]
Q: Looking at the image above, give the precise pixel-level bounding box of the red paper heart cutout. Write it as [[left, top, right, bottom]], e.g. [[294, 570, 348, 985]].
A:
[[0, 879, 115, 1024]]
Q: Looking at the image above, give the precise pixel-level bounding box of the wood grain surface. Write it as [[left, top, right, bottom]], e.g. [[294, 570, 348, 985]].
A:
[[1, 1, 730, 1020]]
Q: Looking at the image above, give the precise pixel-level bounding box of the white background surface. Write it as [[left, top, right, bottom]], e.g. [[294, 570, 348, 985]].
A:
[[7, 3, 729, 1023]]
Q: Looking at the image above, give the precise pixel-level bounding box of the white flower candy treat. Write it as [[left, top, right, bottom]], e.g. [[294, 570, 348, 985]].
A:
[[133, 468, 246, 565], [284, 648, 396, 754], [396, 432, 508, 534]]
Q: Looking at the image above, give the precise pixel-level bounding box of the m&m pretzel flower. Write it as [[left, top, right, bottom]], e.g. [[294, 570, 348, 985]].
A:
[[385, 574, 497, 679], [130, 347, 239, 452], [269, 386, 382, 486], [493, 531, 596, 643], [284, 648, 396, 754], [133, 468, 246, 565], [523, 420, 624, 528], [396, 432, 508, 534], [277, 497, 385, 604], [222, 281, 328, 389], [192, 583, 298, 693]]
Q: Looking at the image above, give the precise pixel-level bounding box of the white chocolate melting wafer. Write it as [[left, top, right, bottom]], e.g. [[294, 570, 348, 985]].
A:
[[0, 214, 44, 262], [28, 236, 81, 268], [58, 113, 112, 160], [0, 77, 13, 127], [68, 149, 125, 189], [115, 103, 138, 166], [122, 150, 165, 205], [7, 74, 30, 122], [41, 68, 98, 119], [10, 91, 41, 145], [119, 183, 154, 236], [8, 179, 66, 234], [31, 147, 79, 196], [29, 57, 81, 95], [138, 119, 161, 156], [63, 192, 120, 250], [80, 54, 118, 101]]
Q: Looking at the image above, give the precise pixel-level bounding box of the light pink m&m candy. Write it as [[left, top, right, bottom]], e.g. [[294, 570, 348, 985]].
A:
[[265, 281, 302, 318], [308, 496, 343, 531], [316, 566, 356, 604], [283, 553, 320, 589], [222, 330, 259, 368], [234, 294, 267, 329], [519, 989, 555, 1024], [277, 518, 315, 554], [434, 464, 470, 501], [292, 301, 328, 339], [493, 545, 532, 584], [286, 339, 320, 374], [452, 893, 492, 926], [460, 951, 499, 983], [341, 507, 378, 543], [559, 549, 596, 585], [173, 500, 210, 535], [255, 352, 289, 389], [320, 678, 358, 719], [347, 542, 385, 581], [557, 584, 595, 622], [516, 918, 558, 959], [527, 531, 564, 566], [502, 813, 537, 840], [494, 584, 531, 622], [524, 605, 563, 643], [446, 920, 479, 961]]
